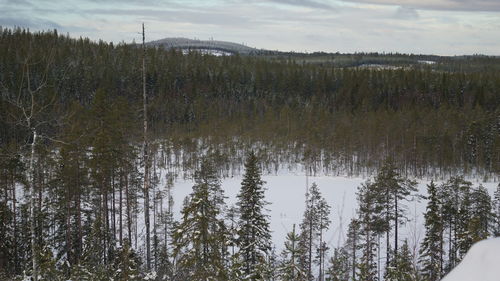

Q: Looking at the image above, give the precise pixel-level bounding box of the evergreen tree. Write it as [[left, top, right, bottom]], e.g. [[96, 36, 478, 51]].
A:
[[112, 240, 142, 281], [469, 184, 491, 242], [326, 247, 350, 281], [344, 219, 361, 281], [439, 176, 472, 271], [419, 181, 444, 281], [235, 151, 272, 280], [385, 240, 418, 281], [172, 159, 228, 281], [356, 180, 385, 281], [374, 160, 417, 270], [298, 182, 331, 281], [492, 184, 500, 236], [278, 224, 306, 280]]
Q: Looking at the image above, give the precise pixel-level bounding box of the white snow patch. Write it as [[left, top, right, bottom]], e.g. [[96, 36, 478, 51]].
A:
[[441, 238, 500, 281]]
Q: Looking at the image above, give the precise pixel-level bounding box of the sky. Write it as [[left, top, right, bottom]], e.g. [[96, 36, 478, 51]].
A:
[[1, 0, 500, 55]]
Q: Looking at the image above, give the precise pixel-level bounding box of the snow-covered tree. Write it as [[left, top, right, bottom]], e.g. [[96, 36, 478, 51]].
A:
[[492, 184, 500, 237], [326, 247, 350, 281], [298, 182, 331, 281], [419, 181, 444, 281], [236, 151, 272, 280], [356, 180, 385, 281], [469, 184, 491, 242], [172, 159, 228, 281], [278, 224, 306, 280], [385, 240, 418, 281]]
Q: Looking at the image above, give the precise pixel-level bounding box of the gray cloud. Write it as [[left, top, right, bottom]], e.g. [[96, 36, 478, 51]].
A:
[[266, 0, 335, 10], [395, 6, 419, 20], [341, 0, 500, 12], [0, 16, 62, 29], [1, 0, 499, 55], [83, 8, 259, 27]]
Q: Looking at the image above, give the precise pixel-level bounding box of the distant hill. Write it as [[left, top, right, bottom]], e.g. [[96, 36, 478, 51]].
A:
[[147, 37, 266, 55]]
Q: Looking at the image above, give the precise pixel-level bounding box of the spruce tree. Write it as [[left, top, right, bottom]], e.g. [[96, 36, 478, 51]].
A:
[[326, 247, 350, 281], [356, 180, 385, 281], [419, 181, 444, 281], [385, 240, 417, 281], [112, 240, 142, 281], [492, 184, 500, 236], [236, 151, 272, 280], [172, 159, 228, 281], [278, 224, 306, 280], [344, 219, 360, 281], [439, 176, 472, 271], [469, 184, 491, 242], [298, 182, 331, 281]]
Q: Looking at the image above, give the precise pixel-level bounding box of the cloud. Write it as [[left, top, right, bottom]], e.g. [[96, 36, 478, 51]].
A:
[[395, 6, 419, 20], [341, 0, 500, 12], [0, 0, 499, 55], [266, 0, 335, 10], [0, 16, 62, 29]]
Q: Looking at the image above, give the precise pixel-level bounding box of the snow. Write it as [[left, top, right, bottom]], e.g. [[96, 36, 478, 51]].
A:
[[441, 238, 500, 281], [169, 171, 498, 257], [171, 174, 364, 252]]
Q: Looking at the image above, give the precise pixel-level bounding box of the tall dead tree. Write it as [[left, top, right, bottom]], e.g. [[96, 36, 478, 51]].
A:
[[1, 55, 54, 281], [142, 22, 152, 271]]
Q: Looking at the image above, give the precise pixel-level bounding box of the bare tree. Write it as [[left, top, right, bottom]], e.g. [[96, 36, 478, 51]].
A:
[[142, 22, 152, 271]]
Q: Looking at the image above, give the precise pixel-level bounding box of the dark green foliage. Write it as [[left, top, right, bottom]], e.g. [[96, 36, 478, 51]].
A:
[[469, 185, 492, 242], [419, 181, 444, 281], [235, 151, 272, 280], [298, 183, 331, 281], [1, 28, 499, 180], [112, 241, 142, 281], [172, 159, 228, 281], [278, 224, 306, 280], [326, 247, 350, 281], [385, 240, 418, 281], [356, 180, 385, 281], [439, 176, 472, 270], [492, 184, 500, 236]]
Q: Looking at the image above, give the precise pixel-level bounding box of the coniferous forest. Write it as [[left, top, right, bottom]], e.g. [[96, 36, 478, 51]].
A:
[[0, 28, 499, 280]]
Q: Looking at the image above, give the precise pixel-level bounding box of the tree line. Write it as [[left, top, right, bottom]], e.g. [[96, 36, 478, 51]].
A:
[[1, 27, 499, 180], [2, 141, 500, 281]]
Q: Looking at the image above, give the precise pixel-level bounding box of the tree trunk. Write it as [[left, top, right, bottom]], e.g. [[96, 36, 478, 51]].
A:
[[142, 22, 151, 271], [29, 129, 38, 281], [394, 190, 399, 258]]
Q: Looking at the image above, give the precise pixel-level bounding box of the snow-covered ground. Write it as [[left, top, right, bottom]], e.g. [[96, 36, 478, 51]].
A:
[[169, 170, 498, 256], [441, 238, 500, 281]]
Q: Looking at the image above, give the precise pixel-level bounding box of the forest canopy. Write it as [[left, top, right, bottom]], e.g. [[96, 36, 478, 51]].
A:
[[0, 27, 499, 178]]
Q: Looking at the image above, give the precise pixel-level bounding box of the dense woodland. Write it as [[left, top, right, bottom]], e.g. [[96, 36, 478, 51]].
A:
[[0, 27, 499, 280]]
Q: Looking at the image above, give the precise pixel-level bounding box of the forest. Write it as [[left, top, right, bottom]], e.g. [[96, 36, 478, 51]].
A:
[[0, 27, 499, 280]]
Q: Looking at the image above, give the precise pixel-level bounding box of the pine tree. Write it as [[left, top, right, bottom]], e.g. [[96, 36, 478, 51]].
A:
[[297, 182, 331, 280], [326, 247, 350, 281], [112, 240, 142, 281], [356, 180, 385, 281], [419, 181, 444, 281], [439, 176, 472, 271], [236, 151, 272, 280], [344, 219, 360, 281], [278, 224, 306, 280], [469, 184, 491, 242], [374, 160, 417, 271], [492, 184, 500, 237], [385, 240, 418, 281], [172, 159, 228, 281], [315, 190, 331, 281]]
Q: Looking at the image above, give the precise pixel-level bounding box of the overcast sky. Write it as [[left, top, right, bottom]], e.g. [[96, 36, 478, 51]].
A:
[[1, 0, 499, 55]]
